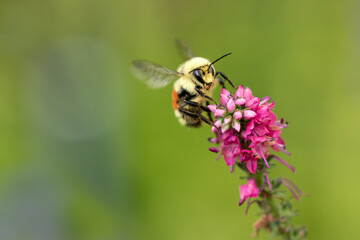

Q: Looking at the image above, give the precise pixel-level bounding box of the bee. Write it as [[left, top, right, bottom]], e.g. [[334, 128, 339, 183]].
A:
[[132, 40, 234, 129]]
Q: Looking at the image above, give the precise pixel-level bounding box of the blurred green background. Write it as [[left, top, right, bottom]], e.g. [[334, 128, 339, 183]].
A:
[[0, 0, 359, 239]]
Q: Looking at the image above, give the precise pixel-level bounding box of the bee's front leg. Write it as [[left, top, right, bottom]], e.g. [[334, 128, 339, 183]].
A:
[[215, 71, 235, 89], [195, 87, 217, 104], [217, 76, 225, 88]]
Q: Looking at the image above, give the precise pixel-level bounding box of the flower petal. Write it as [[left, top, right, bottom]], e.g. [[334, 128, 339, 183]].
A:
[[260, 96, 271, 105], [224, 116, 232, 125], [244, 110, 257, 119], [244, 87, 253, 100], [246, 97, 260, 110], [215, 109, 226, 117], [221, 124, 230, 133], [214, 119, 222, 128], [246, 158, 257, 174], [234, 85, 244, 98], [211, 126, 217, 133], [239, 178, 259, 205], [226, 98, 235, 112], [209, 147, 219, 153], [234, 111, 242, 120], [207, 104, 217, 113], [235, 98, 246, 106], [221, 88, 230, 96], [220, 94, 230, 105], [254, 124, 269, 136], [232, 119, 241, 132]]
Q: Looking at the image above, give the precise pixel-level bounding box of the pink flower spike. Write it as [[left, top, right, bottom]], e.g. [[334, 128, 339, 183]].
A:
[[227, 98, 235, 112], [263, 168, 272, 191], [220, 94, 230, 105], [235, 98, 246, 106], [221, 88, 230, 96], [234, 85, 244, 98], [239, 178, 259, 206], [232, 120, 241, 132], [234, 111, 242, 120], [244, 110, 257, 120], [272, 155, 295, 173], [207, 104, 217, 113], [215, 109, 226, 117]]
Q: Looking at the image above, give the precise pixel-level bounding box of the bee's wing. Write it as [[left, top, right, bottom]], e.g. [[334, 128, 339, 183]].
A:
[[175, 39, 195, 60], [132, 60, 183, 89]]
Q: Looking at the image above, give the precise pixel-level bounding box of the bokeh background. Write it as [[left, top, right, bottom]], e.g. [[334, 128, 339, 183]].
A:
[[0, 0, 359, 239]]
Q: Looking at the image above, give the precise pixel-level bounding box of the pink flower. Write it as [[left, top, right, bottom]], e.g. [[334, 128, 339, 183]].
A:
[[208, 85, 292, 178], [239, 178, 259, 206], [207, 85, 299, 208]]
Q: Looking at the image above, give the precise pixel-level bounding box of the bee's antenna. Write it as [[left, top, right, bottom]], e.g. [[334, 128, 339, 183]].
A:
[[208, 52, 232, 70]]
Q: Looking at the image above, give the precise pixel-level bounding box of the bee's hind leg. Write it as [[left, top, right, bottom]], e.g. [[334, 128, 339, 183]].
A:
[[199, 115, 221, 135], [179, 109, 221, 135], [179, 100, 211, 113], [206, 101, 214, 122]]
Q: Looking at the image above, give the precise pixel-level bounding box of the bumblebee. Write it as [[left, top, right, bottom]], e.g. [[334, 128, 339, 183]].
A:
[[132, 40, 234, 128]]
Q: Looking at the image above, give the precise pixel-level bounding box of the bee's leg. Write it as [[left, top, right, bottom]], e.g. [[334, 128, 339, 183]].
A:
[[179, 109, 221, 135], [217, 76, 225, 88], [199, 115, 221, 135], [195, 87, 217, 104], [215, 71, 235, 89], [206, 101, 214, 122], [181, 100, 215, 122], [185, 94, 197, 101], [179, 100, 211, 113], [179, 109, 198, 118]]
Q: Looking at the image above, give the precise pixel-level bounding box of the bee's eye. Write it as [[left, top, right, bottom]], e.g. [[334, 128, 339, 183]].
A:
[[209, 66, 215, 76], [193, 69, 205, 84]]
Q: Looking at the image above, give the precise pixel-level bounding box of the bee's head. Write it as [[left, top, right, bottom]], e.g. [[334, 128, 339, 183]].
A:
[[181, 53, 231, 91], [189, 65, 216, 91]]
